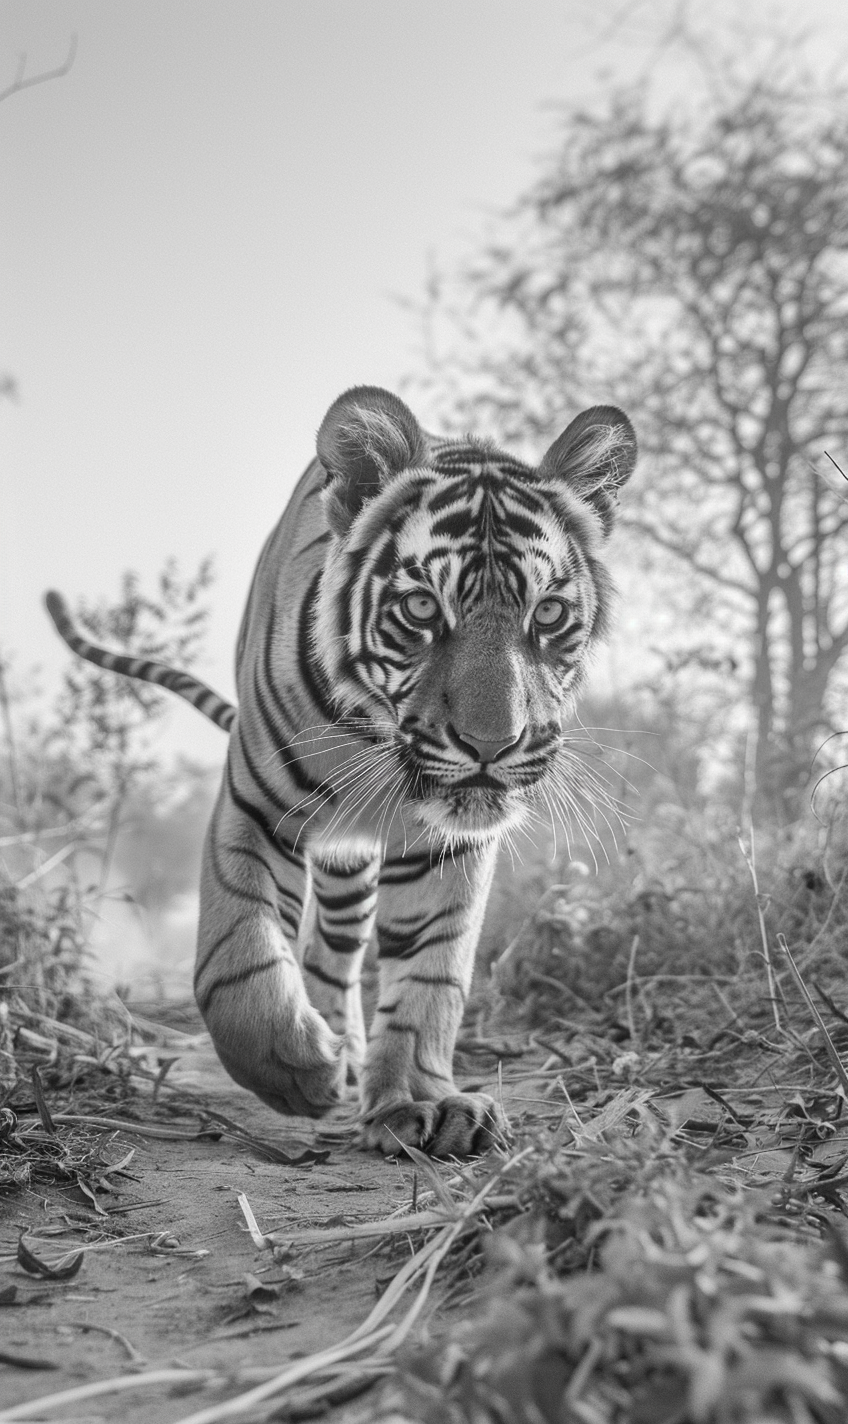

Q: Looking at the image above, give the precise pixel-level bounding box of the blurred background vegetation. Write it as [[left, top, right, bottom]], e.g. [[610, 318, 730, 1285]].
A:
[[2, 24, 848, 1012]]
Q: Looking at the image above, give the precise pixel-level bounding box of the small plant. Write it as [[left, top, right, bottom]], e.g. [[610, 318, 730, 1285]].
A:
[[393, 1147, 848, 1423], [0, 558, 216, 1103]]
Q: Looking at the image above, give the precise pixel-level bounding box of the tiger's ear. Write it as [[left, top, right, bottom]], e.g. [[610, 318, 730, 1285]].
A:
[[538, 406, 637, 535], [317, 386, 429, 536]]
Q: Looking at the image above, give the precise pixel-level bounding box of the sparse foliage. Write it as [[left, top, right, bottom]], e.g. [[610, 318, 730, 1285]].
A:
[[51, 557, 216, 799], [415, 43, 848, 820], [0, 559, 216, 1064]]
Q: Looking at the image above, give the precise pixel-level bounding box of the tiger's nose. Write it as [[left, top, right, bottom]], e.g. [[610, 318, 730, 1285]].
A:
[[450, 725, 526, 764]]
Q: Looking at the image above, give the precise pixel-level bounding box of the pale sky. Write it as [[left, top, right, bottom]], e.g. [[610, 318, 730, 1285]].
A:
[[3, 0, 848, 767]]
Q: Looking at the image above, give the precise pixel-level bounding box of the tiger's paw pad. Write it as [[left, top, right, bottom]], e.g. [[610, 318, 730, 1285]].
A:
[[363, 1093, 506, 1159]]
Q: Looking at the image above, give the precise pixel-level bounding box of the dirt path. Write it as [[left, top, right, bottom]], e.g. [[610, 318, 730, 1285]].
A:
[[0, 1039, 429, 1423]]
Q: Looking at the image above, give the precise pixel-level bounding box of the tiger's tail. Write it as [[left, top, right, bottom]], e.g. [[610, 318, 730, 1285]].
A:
[[44, 590, 236, 733]]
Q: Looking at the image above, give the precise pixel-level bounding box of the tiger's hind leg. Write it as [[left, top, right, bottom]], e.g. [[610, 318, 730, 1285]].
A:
[[302, 852, 380, 1097], [194, 788, 346, 1118]]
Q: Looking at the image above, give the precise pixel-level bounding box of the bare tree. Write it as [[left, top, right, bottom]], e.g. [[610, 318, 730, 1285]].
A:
[[416, 47, 848, 821]]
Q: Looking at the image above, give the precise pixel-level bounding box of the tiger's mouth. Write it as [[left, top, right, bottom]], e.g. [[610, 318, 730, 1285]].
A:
[[395, 737, 556, 836], [407, 762, 551, 799], [408, 768, 510, 801], [453, 771, 506, 790]]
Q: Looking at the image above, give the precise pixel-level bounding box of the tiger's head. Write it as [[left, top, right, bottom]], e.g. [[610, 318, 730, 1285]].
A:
[[312, 386, 636, 845]]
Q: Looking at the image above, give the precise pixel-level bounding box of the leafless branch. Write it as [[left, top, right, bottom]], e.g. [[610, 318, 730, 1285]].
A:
[[624, 518, 753, 596], [0, 34, 77, 107]]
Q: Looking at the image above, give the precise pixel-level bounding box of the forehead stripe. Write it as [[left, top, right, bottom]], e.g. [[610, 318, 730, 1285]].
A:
[[428, 482, 468, 514], [492, 510, 544, 542], [430, 509, 476, 539]]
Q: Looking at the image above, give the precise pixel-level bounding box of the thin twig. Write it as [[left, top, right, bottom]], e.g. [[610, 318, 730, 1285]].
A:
[[0, 799, 109, 847], [14, 841, 78, 889], [268, 1210, 458, 1248], [61, 1321, 145, 1365], [237, 1192, 267, 1249], [738, 829, 782, 1035], [0, 35, 78, 106], [15, 1113, 219, 1142], [0, 1369, 214, 1422]]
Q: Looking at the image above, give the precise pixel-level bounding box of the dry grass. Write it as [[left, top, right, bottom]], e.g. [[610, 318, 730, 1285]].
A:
[[0, 867, 220, 1203], [4, 730, 848, 1424], [374, 819, 848, 1424]]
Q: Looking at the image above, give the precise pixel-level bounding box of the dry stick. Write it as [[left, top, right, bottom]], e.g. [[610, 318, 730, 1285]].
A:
[[0, 1371, 217, 1422], [738, 829, 782, 1035], [236, 1191, 267, 1249], [14, 840, 78, 890], [0, 800, 107, 847], [777, 934, 848, 1099], [16, 1112, 221, 1141], [268, 1212, 456, 1249], [61, 1321, 145, 1365], [0, 1359, 378, 1424], [12, 1011, 107, 1047]]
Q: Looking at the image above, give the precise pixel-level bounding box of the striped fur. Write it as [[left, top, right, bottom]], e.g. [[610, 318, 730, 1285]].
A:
[[47, 387, 636, 1157]]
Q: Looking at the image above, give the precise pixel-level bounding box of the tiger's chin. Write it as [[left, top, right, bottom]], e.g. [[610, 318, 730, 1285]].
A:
[[411, 787, 529, 844]]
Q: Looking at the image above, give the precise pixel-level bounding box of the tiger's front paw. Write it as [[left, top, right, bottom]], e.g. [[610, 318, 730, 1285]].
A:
[[212, 1006, 346, 1119], [362, 1093, 506, 1159]]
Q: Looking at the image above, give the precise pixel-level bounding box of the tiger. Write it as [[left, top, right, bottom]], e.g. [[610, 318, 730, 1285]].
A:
[[46, 385, 636, 1158]]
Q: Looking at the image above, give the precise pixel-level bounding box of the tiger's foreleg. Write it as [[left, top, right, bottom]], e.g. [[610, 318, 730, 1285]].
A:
[[362, 841, 504, 1157], [302, 853, 381, 1095], [194, 788, 345, 1117]]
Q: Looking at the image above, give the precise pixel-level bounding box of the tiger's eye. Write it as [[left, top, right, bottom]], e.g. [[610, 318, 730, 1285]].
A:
[[533, 597, 568, 629], [401, 591, 440, 625]]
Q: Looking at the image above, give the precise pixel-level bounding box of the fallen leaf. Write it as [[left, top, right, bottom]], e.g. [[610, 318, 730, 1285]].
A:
[[76, 1178, 108, 1215], [199, 1109, 330, 1165], [244, 1272, 280, 1302], [0, 1348, 59, 1370], [17, 1236, 84, 1281]]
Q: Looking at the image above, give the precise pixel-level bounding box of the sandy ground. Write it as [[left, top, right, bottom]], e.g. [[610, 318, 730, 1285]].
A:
[[0, 1039, 429, 1424]]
